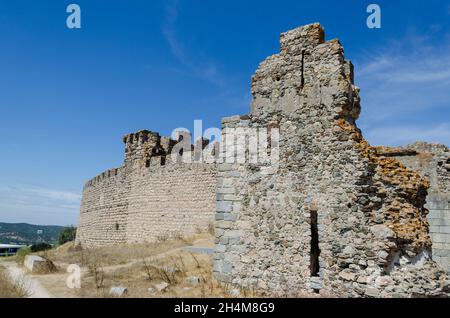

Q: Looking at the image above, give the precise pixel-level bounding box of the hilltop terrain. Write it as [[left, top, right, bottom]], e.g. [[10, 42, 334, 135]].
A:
[[0, 222, 67, 245]]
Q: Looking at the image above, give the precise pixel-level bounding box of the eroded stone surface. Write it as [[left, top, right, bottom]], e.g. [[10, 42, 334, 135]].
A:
[[380, 142, 450, 272], [213, 23, 449, 297]]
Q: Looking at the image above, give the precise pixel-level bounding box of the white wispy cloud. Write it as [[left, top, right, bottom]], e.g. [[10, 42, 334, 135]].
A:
[[162, 0, 225, 86], [365, 123, 450, 146], [23, 186, 81, 203], [354, 29, 450, 146], [358, 50, 450, 84], [0, 185, 81, 225]]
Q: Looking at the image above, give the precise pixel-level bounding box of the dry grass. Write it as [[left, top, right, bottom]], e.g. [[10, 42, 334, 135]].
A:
[[4, 232, 324, 298], [21, 232, 328, 298], [45, 233, 209, 268], [92, 249, 232, 298], [0, 265, 30, 298], [34, 232, 235, 298]]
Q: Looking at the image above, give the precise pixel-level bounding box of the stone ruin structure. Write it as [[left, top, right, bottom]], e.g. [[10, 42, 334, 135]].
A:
[[378, 142, 450, 272], [75, 131, 217, 247], [76, 23, 450, 297], [212, 23, 449, 297]]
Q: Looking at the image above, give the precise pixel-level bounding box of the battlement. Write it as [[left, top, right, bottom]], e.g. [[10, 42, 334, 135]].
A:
[[83, 167, 123, 189], [122, 128, 217, 168], [122, 130, 159, 145]]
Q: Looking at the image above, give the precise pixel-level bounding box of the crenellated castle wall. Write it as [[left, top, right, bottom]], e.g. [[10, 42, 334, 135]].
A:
[[76, 167, 129, 247], [75, 131, 217, 247]]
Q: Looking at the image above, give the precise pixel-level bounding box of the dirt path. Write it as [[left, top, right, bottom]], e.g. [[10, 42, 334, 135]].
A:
[[0, 236, 214, 298], [2, 262, 53, 298], [101, 237, 213, 273]]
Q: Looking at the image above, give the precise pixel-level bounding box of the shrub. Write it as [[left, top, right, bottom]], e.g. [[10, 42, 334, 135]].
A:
[[58, 226, 77, 245], [15, 247, 31, 264], [86, 254, 105, 289], [30, 243, 52, 253]]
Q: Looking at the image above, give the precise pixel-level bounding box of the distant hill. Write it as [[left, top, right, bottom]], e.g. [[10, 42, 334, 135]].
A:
[[0, 222, 68, 245]]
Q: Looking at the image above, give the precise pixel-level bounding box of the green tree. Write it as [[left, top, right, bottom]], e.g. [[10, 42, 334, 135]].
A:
[[58, 226, 77, 245], [30, 243, 52, 252]]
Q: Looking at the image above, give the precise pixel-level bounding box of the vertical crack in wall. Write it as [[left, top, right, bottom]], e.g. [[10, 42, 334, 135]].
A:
[[300, 49, 306, 90]]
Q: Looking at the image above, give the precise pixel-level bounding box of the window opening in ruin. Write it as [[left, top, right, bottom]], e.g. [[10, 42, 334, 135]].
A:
[[267, 124, 279, 153], [310, 210, 320, 277], [115, 223, 120, 231], [161, 156, 166, 166], [145, 159, 151, 168]]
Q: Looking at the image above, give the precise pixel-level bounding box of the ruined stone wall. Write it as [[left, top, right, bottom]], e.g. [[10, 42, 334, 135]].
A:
[[75, 131, 217, 247], [213, 23, 449, 297], [75, 22, 449, 297], [378, 142, 450, 272]]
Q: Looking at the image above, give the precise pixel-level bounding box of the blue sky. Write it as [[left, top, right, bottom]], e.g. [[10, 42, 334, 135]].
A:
[[0, 0, 449, 226]]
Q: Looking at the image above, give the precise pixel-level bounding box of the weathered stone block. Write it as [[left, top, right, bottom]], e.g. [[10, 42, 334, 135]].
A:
[[218, 164, 233, 172], [24, 255, 45, 272], [215, 244, 227, 253], [223, 213, 237, 221], [428, 210, 441, 219], [365, 287, 380, 298], [217, 201, 233, 212], [109, 286, 128, 297], [216, 220, 233, 230], [217, 187, 235, 195], [429, 225, 440, 233], [223, 194, 240, 201], [432, 233, 450, 243], [215, 213, 225, 221], [427, 200, 449, 210]]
